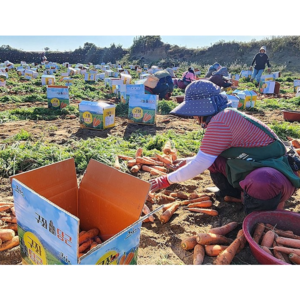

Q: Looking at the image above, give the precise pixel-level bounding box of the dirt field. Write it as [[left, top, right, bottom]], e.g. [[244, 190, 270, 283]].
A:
[[1, 94, 300, 265]]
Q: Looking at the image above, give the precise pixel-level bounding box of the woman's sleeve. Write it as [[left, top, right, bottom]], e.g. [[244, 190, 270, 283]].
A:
[[167, 150, 217, 183]]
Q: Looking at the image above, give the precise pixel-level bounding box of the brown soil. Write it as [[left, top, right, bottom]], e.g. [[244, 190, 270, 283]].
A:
[[1, 100, 300, 265]]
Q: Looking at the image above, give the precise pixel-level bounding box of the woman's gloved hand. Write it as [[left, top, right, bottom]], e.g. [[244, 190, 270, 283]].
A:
[[149, 175, 171, 192], [167, 159, 187, 171]]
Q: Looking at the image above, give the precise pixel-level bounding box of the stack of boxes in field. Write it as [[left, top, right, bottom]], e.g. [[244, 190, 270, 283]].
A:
[[47, 86, 70, 110], [79, 101, 116, 130], [235, 90, 257, 109], [126, 84, 158, 125], [84, 71, 97, 82], [63, 62, 70, 68]]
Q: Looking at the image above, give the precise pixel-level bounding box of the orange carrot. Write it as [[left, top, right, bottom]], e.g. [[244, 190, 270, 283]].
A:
[[188, 200, 213, 209], [209, 222, 238, 236], [261, 230, 276, 248], [0, 223, 18, 233], [252, 223, 265, 244], [79, 228, 99, 244], [291, 139, 300, 148], [170, 149, 177, 161], [90, 242, 98, 250], [130, 164, 142, 173], [1, 216, 17, 223], [94, 236, 102, 244], [273, 246, 300, 256], [137, 157, 164, 166], [135, 148, 143, 158], [170, 191, 188, 200], [273, 241, 288, 263], [160, 202, 180, 223], [0, 236, 19, 252], [79, 231, 86, 237], [180, 196, 211, 206], [181, 235, 198, 250], [162, 140, 172, 155], [275, 236, 300, 249], [119, 254, 126, 265], [79, 253, 85, 258], [123, 252, 135, 265], [163, 190, 172, 195], [127, 159, 137, 167], [118, 155, 134, 161], [196, 233, 233, 245], [163, 201, 180, 212], [261, 245, 274, 256], [79, 239, 93, 253], [236, 229, 247, 253], [193, 244, 205, 265], [0, 229, 15, 242], [214, 238, 241, 265], [265, 224, 300, 240], [189, 193, 203, 199], [142, 204, 155, 222], [205, 245, 228, 256], [150, 165, 167, 173], [10, 207, 15, 216], [114, 155, 120, 170], [224, 196, 243, 203], [141, 165, 166, 176], [188, 208, 218, 216], [158, 194, 176, 202], [155, 153, 172, 165], [0, 204, 14, 212], [289, 253, 300, 264]]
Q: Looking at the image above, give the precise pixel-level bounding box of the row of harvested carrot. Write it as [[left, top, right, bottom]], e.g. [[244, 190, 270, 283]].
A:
[[251, 222, 300, 264], [78, 228, 103, 257], [0, 201, 19, 252], [114, 140, 177, 175], [287, 137, 300, 155], [180, 221, 247, 265]]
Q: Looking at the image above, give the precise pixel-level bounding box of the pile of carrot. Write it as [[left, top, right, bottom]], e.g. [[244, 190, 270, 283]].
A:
[[78, 228, 103, 258], [180, 221, 247, 265], [251, 222, 300, 264], [116, 140, 177, 175], [0, 201, 19, 252]]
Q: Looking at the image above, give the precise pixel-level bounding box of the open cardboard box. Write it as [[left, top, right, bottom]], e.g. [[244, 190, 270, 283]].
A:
[[10, 158, 158, 265]]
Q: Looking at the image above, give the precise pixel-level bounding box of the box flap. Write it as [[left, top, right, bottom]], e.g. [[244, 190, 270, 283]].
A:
[[78, 159, 150, 240], [10, 158, 78, 217]]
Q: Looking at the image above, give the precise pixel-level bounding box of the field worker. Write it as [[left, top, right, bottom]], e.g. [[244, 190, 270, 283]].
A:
[[250, 46, 271, 84], [208, 67, 232, 89], [149, 80, 300, 214], [174, 67, 197, 90], [152, 69, 174, 100], [204, 62, 221, 78]]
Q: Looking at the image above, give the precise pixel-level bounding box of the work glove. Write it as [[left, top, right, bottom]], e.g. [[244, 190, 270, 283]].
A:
[[249, 66, 253, 71], [167, 159, 187, 171], [267, 68, 271, 73], [149, 175, 171, 192]]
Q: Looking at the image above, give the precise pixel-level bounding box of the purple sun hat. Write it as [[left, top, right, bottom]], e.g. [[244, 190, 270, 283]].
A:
[[170, 80, 231, 117]]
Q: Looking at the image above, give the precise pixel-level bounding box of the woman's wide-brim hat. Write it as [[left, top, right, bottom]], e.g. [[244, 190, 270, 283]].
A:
[[170, 80, 229, 117]]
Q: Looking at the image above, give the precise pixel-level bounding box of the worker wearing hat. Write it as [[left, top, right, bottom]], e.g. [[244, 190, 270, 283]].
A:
[[250, 46, 271, 85], [149, 80, 300, 214], [205, 62, 222, 78], [208, 67, 232, 88]]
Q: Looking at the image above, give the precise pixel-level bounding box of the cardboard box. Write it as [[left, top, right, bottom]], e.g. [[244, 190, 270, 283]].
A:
[[10, 158, 155, 265], [236, 90, 257, 109], [96, 73, 105, 81], [61, 77, 73, 86], [121, 73, 132, 84], [47, 86, 70, 109], [79, 101, 116, 130], [231, 74, 240, 81], [117, 84, 127, 103], [260, 74, 275, 83], [126, 84, 145, 104], [259, 81, 275, 94], [84, 72, 97, 82], [105, 70, 114, 77], [41, 75, 55, 86], [240, 70, 252, 79], [294, 80, 300, 93], [24, 70, 34, 80], [128, 94, 158, 125]]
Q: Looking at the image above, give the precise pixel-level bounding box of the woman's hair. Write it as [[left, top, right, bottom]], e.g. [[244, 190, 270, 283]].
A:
[[188, 67, 195, 74]]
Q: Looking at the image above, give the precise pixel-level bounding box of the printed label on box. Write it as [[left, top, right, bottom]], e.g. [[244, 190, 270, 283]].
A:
[[259, 81, 275, 94], [294, 80, 300, 93], [47, 86, 70, 110]]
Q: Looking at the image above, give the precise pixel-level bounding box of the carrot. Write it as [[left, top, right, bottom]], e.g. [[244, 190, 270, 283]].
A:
[[1, 216, 17, 223], [0, 204, 14, 212], [162, 140, 172, 155], [163, 190, 172, 196], [188, 208, 218, 216], [289, 253, 300, 264], [79, 239, 93, 253], [0, 229, 15, 242], [137, 157, 164, 166], [196, 233, 233, 245], [119, 254, 126, 265], [155, 153, 172, 165], [273, 241, 288, 263], [236, 229, 247, 253], [170, 149, 177, 161], [181, 235, 198, 250], [188, 200, 213, 209], [214, 237, 241, 265], [79, 228, 99, 244], [205, 245, 228, 256], [193, 244, 205, 265], [189, 193, 203, 199], [0, 236, 19, 252], [160, 202, 180, 223], [0, 238, 2, 246], [150, 165, 167, 173], [291, 139, 300, 148], [130, 164, 142, 173], [123, 252, 135, 265], [163, 201, 180, 212], [170, 191, 188, 200], [261, 230, 276, 248], [261, 246, 274, 256], [79, 253, 85, 258], [224, 196, 243, 203], [275, 236, 300, 249], [127, 159, 137, 167], [10, 207, 15, 216], [141, 165, 166, 176], [114, 155, 120, 170], [0, 223, 18, 233], [252, 222, 265, 244], [0, 201, 14, 206], [142, 204, 155, 222], [90, 242, 98, 250], [158, 194, 176, 202], [273, 246, 300, 256], [135, 148, 143, 158], [180, 196, 211, 206], [118, 155, 134, 161], [94, 236, 103, 244], [209, 222, 238, 236], [265, 224, 300, 240]]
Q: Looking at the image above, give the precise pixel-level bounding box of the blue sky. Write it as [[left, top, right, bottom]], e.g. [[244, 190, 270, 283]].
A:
[[0, 35, 272, 52]]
